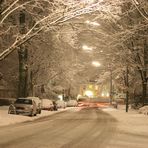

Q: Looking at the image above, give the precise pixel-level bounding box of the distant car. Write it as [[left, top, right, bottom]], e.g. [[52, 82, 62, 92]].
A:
[[67, 100, 78, 107], [77, 97, 89, 107], [41, 99, 54, 111], [27, 97, 42, 114], [8, 98, 37, 116], [56, 100, 66, 109], [77, 101, 89, 107], [112, 101, 118, 108], [77, 96, 89, 102]]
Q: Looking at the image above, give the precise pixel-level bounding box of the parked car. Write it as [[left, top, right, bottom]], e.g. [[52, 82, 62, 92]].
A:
[[56, 100, 66, 108], [8, 98, 37, 116], [41, 99, 54, 111], [67, 100, 78, 107], [27, 97, 42, 114], [56, 100, 66, 109]]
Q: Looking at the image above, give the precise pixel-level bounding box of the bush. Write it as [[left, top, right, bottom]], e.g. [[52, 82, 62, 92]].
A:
[[139, 106, 148, 115]]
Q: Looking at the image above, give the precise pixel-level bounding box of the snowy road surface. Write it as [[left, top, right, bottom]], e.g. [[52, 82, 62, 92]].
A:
[[0, 107, 148, 148], [0, 106, 70, 126]]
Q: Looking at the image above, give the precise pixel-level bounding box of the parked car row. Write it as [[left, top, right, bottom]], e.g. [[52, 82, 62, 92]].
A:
[[8, 97, 78, 117], [41, 99, 78, 110], [41, 99, 54, 111]]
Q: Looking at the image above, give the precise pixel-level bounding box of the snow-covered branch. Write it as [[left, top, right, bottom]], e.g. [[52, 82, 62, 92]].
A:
[[0, 0, 107, 61]]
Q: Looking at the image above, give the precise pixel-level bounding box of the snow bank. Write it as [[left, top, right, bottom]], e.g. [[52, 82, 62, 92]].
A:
[[103, 105, 148, 136], [102, 107, 117, 111], [0, 106, 73, 127], [139, 106, 148, 115]]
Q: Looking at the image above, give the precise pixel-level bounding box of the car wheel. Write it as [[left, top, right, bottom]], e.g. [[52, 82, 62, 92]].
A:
[[30, 110, 34, 117], [39, 109, 41, 114], [50, 108, 53, 111], [8, 108, 16, 114], [34, 109, 38, 116]]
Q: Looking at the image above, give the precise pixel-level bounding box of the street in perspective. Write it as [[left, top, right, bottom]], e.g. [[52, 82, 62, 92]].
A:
[[0, 0, 148, 148], [1, 105, 148, 148]]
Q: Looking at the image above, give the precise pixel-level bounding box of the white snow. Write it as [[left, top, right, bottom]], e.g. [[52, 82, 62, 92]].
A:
[[102, 107, 117, 111], [0, 106, 75, 127], [103, 105, 148, 136], [1, 104, 148, 137], [139, 106, 148, 115]]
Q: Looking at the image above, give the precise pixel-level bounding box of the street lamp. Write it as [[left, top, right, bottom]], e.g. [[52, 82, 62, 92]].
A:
[[82, 45, 93, 52], [92, 61, 101, 67], [108, 64, 113, 105], [84, 90, 94, 97], [85, 20, 100, 26], [81, 0, 96, 4]]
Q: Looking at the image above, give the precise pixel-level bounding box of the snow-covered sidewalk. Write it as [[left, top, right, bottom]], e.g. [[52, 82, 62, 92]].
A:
[[103, 105, 148, 136], [0, 106, 80, 127]]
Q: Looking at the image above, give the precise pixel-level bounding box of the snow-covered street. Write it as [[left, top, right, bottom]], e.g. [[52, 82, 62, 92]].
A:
[[0, 106, 74, 127], [103, 105, 148, 137], [1, 105, 148, 136], [1, 106, 148, 148]]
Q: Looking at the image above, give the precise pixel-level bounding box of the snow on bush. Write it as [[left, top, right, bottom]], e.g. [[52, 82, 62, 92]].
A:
[[139, 106, 148, 115]]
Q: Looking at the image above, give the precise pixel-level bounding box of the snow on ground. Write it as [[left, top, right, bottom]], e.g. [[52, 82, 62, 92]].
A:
[[139, 106, 148, 115], [103, 105, 148, 136], [1, 104, 148, 137], [0, 106, 79, 127], [101, 107, 117, 112]]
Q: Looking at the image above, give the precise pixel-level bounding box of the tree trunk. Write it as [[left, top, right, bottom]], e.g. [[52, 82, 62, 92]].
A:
[[18, 46, 28, 97], [142, 80, 147, 105], [126, 65, 129, 112], [18, 10, 28, 97], [142, 39, 148, 105]]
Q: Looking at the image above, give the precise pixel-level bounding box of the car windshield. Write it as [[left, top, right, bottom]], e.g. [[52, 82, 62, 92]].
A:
[[15, 99, 32, 105]]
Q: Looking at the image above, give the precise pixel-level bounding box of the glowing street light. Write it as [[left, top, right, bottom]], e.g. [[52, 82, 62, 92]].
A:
[[81, 0, 96, 4], [82, 45, 93, 52], [85, 20, 100, 26], [84, 90, 94, 97], [85, 20, 90, 24], [91, 22, 100, 26], [92, 61, 101, 67], [58, 95, 63, 100]]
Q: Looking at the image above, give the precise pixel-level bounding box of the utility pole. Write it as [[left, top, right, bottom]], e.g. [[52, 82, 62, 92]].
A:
[[126, 65, 129, 112], [18, 10, 28, 97], [109, 66, 113, 105], [142, 39, 148, 105], [62, 89, 65, 101]]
